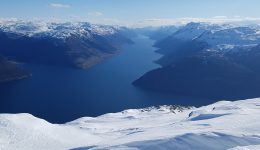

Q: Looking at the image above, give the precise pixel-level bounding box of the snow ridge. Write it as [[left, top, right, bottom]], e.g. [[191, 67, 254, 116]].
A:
[[1, 98, 260, 150]]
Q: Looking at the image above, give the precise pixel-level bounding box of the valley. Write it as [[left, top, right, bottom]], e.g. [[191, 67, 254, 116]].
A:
[[1, 21, 260, 123], [2, 1, 260, 150], [0, 34, 205, 123]]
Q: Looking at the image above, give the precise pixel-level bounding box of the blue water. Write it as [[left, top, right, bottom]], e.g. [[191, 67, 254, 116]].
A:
[[0, 35, 206, 123]]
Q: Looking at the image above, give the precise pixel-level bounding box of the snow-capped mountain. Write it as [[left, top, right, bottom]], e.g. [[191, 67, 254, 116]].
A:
[[153, 22, 260, 64], [0, 20, 118, 39], [167, 22, 260, 51], [134, 22, 260, 100], [0, 20, 132, 69], [171, 22, 227, 41], [1, 98, 260, 150]]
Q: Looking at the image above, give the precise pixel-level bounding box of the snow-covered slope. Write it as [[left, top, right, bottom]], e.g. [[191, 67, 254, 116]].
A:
[[230, 145, 260, 150], [1, 98, 260, 150], [170, 22, 260, 52], [0, 20, 118, 39], [172, 22, 228, 41]]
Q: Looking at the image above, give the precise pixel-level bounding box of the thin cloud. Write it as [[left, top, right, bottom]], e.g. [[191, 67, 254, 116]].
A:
[[88, 12, 104, 17], [49, 3, 71, 9], [132, 16, 260, 27]]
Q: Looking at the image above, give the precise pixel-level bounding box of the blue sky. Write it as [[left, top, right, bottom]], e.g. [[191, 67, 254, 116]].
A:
[[1, 0, 260, 26]]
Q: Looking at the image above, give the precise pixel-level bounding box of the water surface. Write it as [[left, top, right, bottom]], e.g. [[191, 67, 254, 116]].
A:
[[0, 35, 206, 123]]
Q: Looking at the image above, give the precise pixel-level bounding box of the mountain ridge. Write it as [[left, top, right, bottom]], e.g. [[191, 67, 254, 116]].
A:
[[134, 22, 260, 100], [0, 20, 133, 69]]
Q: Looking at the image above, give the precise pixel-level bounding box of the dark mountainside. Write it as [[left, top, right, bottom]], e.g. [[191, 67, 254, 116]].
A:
[[0, 22, 133, 82], [133, 23, 260, 100], [0, 29, 132, 69]]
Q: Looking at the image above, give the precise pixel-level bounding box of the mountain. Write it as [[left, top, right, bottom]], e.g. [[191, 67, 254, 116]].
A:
[[1, 98, 260, 150], [134, 22, 260, 100], [0, 20, 132, 69], [0, 56, 29, 82]]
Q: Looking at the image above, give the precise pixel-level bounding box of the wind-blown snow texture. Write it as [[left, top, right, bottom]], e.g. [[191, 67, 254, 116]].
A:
[[1, 98, 260, 150]]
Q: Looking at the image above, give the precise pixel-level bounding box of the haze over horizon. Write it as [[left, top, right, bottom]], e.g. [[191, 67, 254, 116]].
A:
[[2, 0, 260, 27]]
